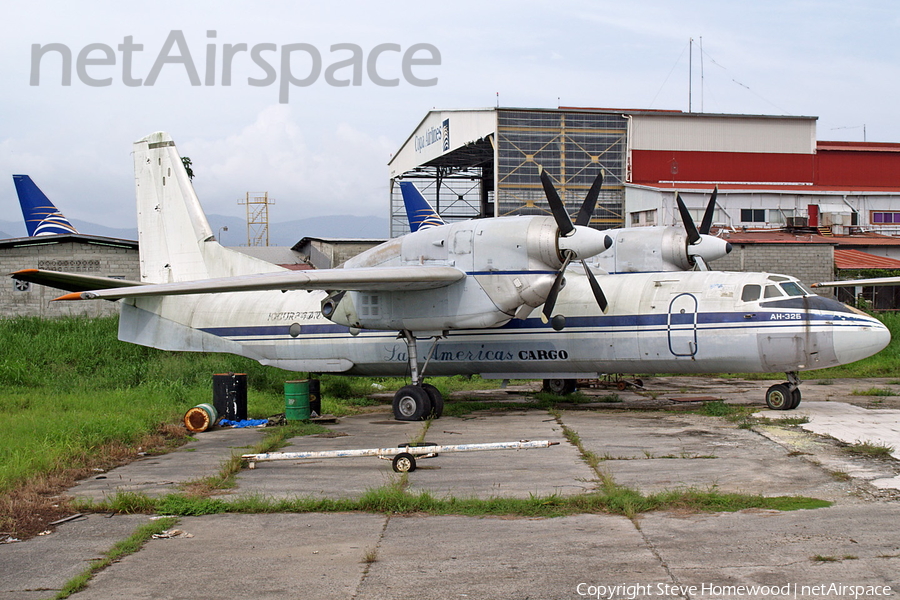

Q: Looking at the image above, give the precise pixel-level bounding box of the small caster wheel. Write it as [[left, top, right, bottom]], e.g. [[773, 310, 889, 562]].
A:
[[392, 452, 417, 473]]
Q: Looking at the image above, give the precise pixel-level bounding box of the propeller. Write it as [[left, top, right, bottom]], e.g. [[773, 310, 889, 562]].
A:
[[675, 186, 730, 271], [538, 167, 612, 326]]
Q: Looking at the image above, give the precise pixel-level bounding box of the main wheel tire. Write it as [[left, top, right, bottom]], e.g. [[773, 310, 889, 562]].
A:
[[789, 387, 802, 410], [392, 452, 417, 473], [543, 378, 576, 395], [421, 383, 444, 419], [765, 383, 793, 410], [392, 385, 432, 421]]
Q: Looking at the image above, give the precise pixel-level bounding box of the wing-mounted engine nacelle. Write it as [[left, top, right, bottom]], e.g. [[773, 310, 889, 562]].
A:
[[320, 287, 514, 332], [598, 227, 731, 273]]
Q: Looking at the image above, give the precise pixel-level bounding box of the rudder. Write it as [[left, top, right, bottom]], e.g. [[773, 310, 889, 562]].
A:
[[399, 181, 445, 232], [13, 175, 78, 236], [133, 132, 283, 283]]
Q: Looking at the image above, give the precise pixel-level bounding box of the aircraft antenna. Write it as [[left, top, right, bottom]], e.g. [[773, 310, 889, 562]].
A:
[[238, 192, 274, 246]]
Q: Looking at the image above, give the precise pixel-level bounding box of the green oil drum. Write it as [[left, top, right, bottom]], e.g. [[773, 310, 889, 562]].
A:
[[284, 380, 311, 420], [184, 403, 218, 432]]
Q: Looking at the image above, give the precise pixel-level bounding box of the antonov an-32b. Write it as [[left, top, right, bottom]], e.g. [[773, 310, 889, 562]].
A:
[[13, 132, 890, 420]]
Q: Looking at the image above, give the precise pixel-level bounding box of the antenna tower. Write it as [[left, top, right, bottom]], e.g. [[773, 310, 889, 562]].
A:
[[238, 192, 274, 246]]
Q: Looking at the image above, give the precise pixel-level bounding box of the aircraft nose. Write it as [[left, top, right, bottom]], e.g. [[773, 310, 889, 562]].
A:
[[833, 317, 891, 365]]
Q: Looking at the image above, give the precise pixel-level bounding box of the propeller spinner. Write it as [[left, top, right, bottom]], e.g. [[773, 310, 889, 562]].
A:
[[538, 167, 612, 327], [675, 186, 732, 271]]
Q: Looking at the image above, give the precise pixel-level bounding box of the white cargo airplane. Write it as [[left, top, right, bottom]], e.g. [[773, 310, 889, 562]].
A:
[[12, 132, 890, 420]]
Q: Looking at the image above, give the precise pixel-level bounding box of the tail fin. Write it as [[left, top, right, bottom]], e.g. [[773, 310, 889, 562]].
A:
[[399, 181, 445, 232], [13, 175, 79, 236], [133, 132, 283, 283]]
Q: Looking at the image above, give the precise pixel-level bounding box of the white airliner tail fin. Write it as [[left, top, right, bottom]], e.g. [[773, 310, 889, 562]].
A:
[[132, 132, 283, 283]]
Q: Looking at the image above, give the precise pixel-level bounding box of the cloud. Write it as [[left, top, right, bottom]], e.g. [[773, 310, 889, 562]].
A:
[[181, 105, 396, 220]]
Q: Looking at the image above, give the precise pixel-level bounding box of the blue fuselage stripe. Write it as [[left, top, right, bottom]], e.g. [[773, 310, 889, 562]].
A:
[[198, 310, 872, 341]]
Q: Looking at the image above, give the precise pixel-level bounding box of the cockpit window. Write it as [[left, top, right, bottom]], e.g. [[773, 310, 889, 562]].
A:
[[779, 281, 806, 297], [741, 284, 761, 302], [764, 284, 784, 298]]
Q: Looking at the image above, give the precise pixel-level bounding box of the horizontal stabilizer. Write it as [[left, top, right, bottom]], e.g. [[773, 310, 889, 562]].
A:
[[11, 269, 143, 294], [53, 265, 466, 301]]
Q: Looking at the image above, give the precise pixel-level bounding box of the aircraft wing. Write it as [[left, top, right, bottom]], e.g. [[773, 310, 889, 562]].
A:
[[11, 269, 144, 293], [51, 265, 467, 301], [812, 276, 900, 288]]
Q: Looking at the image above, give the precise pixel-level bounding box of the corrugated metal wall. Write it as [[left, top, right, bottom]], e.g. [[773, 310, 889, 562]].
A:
[[496, 110, 627, 228]]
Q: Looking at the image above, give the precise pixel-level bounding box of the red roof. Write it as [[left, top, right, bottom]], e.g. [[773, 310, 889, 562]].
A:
[[720, 230, 835, 245], [719, 229, 900, 246], [834, 249, 900, 270], [636, 181, 900, 193], [817, 141, 900, 153]]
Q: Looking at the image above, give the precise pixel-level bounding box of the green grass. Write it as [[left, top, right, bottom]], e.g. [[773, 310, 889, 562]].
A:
[[0, 317, 304, 494], [83, 485, 830, 521], [851, 387, 898, 397], [843, 440, 895, 458], [0, 388, 187, 493], [0, 317, 521, 500]]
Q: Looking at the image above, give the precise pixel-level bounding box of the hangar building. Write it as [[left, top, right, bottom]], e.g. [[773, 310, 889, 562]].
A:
[[389, 107, 900, 297], [389, 107, 900, 238]]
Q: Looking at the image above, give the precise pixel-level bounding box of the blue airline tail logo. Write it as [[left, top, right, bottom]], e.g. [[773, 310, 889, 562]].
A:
[[13, 175, 79, 236], [399, 181, 446, 232]]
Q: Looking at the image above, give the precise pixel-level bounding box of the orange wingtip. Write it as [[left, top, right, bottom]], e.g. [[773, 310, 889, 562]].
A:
[[53, 292, 85, 302], [13, 269, 39, 275]]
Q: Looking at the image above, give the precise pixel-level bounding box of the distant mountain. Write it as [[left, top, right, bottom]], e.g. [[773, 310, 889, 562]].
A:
[[0, 214, 389, 246], [69, 219, 138, 240], [0, 220, 25, 239]]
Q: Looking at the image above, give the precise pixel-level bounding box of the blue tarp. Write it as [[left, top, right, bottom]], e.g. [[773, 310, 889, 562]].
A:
[[219, 419, 268, 428]]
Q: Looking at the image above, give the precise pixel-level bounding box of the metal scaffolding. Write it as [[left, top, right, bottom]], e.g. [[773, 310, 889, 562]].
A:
[[390, 109, 627, 237], [238, 192, 274, 246]]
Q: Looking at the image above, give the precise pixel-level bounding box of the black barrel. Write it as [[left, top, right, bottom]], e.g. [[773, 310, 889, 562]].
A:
[[308, 378, 322, 417], [212, 373, 247, 421]]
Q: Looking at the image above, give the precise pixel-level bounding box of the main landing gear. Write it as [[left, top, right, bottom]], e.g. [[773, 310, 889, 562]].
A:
[[392, 331, 444, 421], [765, 372, 802, 411]]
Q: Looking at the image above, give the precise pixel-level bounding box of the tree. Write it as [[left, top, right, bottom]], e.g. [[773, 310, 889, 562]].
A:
[[181, 156, 194, 180]]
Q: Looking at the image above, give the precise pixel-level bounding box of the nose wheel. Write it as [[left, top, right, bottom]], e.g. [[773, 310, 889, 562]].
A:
[[765, 373, 802, 410]]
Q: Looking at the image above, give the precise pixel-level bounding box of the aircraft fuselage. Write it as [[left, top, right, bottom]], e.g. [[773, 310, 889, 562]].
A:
[[120, 268, 889, 379]]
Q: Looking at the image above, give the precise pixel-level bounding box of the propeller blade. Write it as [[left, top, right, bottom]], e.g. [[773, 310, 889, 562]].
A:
[[676, 192, 701, 245], [539, 168, 575, 237], [693, 256, 710, 271], [541, 252, 573, 322], [575, 169, 604, 227], [699, 186, 718, 235], [582, 261, 608, 313]]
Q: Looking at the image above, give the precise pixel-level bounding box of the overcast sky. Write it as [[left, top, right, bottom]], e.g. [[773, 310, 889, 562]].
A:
[[2, 1, 898, 232]]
